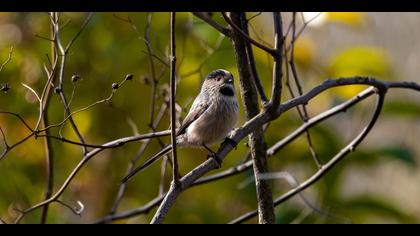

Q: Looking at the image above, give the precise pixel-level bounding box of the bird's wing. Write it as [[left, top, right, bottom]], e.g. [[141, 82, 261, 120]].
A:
[[176, 101, 210, 136]]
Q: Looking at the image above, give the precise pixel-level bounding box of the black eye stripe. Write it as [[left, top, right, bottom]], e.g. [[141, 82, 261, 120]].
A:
[[219, 86, 234, 96]]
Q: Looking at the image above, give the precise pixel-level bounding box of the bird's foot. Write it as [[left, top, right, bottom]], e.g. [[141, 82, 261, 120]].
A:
[[222, 137, 237, 150], [207, 152, 222, 169]]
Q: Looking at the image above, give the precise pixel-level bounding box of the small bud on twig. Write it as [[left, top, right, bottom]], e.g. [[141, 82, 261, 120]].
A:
[[71, 74, 81, 83], [1, 83, 10, 93], [112, 83, 119, 90], [54, 87, 62, 94], [125, 74, 133, 81]]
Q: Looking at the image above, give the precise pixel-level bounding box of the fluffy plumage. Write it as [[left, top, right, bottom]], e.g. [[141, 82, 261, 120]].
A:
[[121, 69, 239, 183]]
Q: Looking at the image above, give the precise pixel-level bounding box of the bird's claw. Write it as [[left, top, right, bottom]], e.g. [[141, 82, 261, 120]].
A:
[[207, 153, 222, 169], [223, 137, 237, 150]]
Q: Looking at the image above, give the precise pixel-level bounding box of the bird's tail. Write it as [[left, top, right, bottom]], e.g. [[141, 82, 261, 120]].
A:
[[121, 144, 173, 183]]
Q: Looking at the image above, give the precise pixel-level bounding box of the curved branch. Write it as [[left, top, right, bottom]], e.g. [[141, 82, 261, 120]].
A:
[[192, 12, 231, 37], [147, 77, 419, 224], [230, 90, 386, 224], [0, 46, 13, 72], [194, 87, 377, 186], [221, 12, 276, 55], [93, 195, 164, 224], [0, 111, 33, 132], [13, 130, 170, 224]]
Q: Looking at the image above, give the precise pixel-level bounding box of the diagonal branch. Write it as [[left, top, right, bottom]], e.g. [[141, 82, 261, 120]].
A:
[[221, 12, 275, 55], [230, 89, 387, 224], [194, 87, 377, 186], [90, 79, 419, 224], [192, 12, 231, 37], [144, 77, 420, 224], [13, 130, 170, 224]]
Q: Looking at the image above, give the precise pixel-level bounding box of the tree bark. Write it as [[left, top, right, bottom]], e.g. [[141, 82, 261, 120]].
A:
[[228, 12, 275, 224]]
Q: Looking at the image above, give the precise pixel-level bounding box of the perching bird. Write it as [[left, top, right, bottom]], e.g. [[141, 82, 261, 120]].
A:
[[121, 69, 239, 183]]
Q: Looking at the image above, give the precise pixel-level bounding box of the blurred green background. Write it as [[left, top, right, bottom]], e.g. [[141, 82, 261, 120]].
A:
[[0, 12, 419, 224]]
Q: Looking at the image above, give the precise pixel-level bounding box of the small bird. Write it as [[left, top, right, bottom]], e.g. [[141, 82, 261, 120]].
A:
[[121, 69, 239, 183]]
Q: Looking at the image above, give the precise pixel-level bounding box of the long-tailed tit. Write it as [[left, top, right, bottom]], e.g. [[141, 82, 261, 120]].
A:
[[121, 69, 239, 183]]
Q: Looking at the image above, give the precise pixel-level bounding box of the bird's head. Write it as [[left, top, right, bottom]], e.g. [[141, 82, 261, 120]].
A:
[[202, 69, 235, 97]]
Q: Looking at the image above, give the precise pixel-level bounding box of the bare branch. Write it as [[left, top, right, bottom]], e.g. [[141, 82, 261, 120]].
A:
[[169, 12, 179, 184], [93, 195, 164, 224], [0, 133, 36, 161], [64, 13, 93, 53], [267, 12, 284, 114], [194, 87, 376, 185], [284, 13, 322, 168], [13, 130, 171, 224], [229, 12, 275, 224], [109, 103, 168, 215], [230, 90, 386, 224], [145, 78, 420, 224], [0, 46, 13, 72], [49, 13, 89, 156], [0, 125, 9, 148], [192, 12, 231, 37], [55, 200, 84, 216], [0, 111, 33, 132], [222, 12, 275, 56], [242, 15, 268, 104]]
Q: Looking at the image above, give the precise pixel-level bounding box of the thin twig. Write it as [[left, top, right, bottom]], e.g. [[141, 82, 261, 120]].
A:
[[40, 75, 131, 132], [93, 195, 165, 224], [222, 12, 275, 56], [55, 200, 84, 216], [40, 17, 60, 223], [14, 130, 171, 224], [287, 13, 322, 168], [169, 12, 179, 185], [243, 15, 268, 104], [0, 125, 9, 148], [64, 13, 93, 53], [192, 12, 231, 36], [144, 13, 158, 126], [0, 111, 33, 132], [109, 102, 168, 215], [268, 12, 284, 114], [53, 12, 89, 155], [0, 46, 13, 72]]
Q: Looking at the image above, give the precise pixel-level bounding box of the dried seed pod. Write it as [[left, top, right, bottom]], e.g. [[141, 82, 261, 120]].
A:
[[112, 83, 119, 90], [1, 83, 10, 93], [125, 74, 134, 81], [71, 74, 81, 83]]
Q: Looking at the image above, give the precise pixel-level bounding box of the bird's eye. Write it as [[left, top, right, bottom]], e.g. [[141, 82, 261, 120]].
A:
[[216, 77, 222, 82]]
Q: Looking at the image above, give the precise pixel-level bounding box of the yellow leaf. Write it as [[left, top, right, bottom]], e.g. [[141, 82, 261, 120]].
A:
[[293, 36, 315, 69], [325, 12, 365, 27]]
